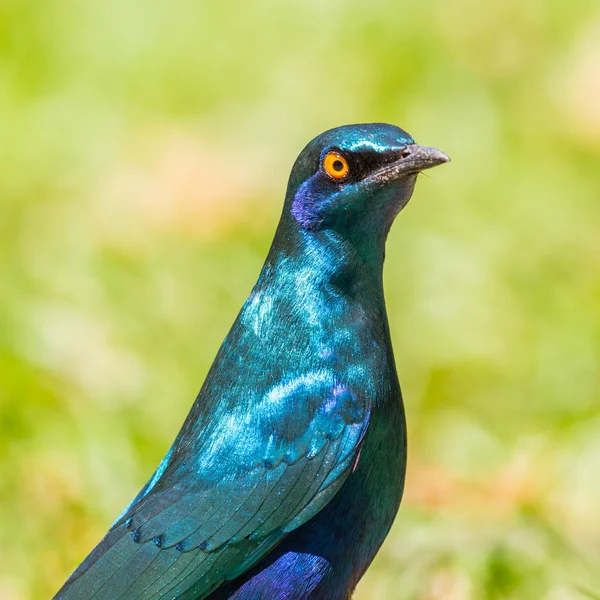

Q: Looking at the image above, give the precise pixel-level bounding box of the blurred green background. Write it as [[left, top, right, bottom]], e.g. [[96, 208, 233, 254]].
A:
[[1, 1, 600, 598]]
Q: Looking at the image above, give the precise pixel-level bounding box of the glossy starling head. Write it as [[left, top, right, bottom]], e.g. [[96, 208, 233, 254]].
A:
[[287, 123, 449, 238]]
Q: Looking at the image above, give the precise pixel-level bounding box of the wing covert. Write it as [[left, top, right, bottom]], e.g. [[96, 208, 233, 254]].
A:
[[55, 370, 370, 600]]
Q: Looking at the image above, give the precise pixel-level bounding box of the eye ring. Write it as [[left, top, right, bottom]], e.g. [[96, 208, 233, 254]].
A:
[[322, 152, 350, 180]]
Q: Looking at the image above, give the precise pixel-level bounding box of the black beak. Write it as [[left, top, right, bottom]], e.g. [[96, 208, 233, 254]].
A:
[[369, 144, 450, 184]]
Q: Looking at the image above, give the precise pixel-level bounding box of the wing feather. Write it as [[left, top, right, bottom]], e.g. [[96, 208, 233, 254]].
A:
[[55, 372, 370, 600]]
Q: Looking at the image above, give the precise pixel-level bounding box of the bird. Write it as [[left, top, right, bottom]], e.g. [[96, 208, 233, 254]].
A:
[[54, 123, 449, 600]]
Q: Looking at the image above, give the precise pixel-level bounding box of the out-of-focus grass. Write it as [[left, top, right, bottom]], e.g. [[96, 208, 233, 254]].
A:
[[1, 1, 599, 598]]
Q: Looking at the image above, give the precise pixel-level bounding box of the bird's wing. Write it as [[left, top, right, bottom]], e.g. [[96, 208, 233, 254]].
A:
[[56, 371, 370, 600]]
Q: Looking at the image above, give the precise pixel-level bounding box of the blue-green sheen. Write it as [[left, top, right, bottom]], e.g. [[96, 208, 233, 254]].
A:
[[54, 123, 448, 600]]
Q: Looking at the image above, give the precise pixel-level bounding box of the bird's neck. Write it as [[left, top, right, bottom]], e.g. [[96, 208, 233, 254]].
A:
[[259, 219, 387, 310]]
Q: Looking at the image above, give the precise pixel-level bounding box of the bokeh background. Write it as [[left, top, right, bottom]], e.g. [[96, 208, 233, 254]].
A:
[[1, 1, 600, 598]]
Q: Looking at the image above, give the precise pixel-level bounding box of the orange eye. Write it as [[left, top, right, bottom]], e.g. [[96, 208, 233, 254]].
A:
[[323, 152, 349, 180]]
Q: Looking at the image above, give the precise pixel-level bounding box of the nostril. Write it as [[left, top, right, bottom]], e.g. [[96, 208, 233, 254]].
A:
[[400, 148, 411, 159]]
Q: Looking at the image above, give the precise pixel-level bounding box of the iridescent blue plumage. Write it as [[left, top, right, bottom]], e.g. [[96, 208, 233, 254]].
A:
[[55, 123, 449, 600]]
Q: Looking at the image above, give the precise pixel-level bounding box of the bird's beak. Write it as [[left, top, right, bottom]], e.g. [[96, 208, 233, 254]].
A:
[[369, 144, 450, 184]]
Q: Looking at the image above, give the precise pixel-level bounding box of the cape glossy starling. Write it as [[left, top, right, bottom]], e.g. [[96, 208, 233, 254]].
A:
[[55, 123, 449, 600]]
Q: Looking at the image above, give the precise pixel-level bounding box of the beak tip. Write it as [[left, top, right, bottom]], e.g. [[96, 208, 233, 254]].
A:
[[430, 149, 450, 165], [413, 146, 450, 170]]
